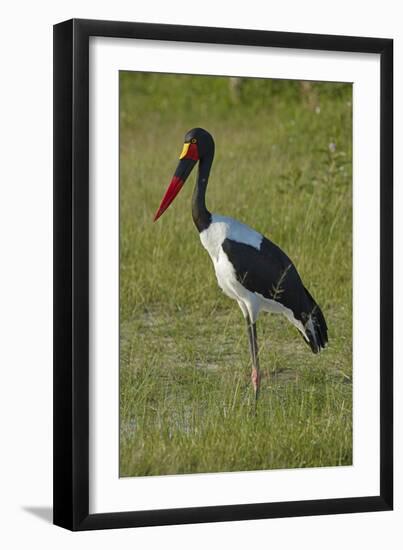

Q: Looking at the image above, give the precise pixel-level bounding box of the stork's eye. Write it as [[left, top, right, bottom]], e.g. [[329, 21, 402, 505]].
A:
[[191, 138, 197, 144]]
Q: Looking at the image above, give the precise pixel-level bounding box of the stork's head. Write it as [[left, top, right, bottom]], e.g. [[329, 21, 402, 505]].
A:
[[153, 128, 214, 221]]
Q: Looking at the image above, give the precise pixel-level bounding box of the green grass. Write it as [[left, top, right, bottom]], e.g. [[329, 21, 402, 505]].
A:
[[119, 73, 352, 476]]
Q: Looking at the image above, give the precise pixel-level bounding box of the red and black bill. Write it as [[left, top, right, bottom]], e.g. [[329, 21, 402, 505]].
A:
[[153, 145, 199, 221]]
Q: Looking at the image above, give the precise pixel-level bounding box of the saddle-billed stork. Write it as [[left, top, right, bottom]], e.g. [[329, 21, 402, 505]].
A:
[[154, 128, 328, 401]]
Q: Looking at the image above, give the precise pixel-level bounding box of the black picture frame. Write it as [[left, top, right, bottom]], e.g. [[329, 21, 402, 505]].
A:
[[53, 18, 393, 531]]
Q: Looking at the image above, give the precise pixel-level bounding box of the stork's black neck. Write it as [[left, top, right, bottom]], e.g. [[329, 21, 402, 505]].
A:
[[192, 154, 213, 233]]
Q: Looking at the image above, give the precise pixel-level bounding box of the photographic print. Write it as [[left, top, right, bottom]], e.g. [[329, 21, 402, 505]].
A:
[[53, 19, 392, 529], [119, 71, 352, 478]]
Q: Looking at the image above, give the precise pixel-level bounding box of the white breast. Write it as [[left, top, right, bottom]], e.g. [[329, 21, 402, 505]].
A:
[[199, 214, 263, 261], [199, 214, 263, 318]]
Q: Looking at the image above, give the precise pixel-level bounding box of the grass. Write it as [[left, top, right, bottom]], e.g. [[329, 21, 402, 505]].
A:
[[119, 72, 352, 477]]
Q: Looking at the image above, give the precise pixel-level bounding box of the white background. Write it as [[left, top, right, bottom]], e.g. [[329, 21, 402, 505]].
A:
[[0, 1, 400, 548]]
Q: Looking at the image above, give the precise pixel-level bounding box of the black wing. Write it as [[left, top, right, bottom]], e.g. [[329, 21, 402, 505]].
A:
[[222, 236, 328, 352]]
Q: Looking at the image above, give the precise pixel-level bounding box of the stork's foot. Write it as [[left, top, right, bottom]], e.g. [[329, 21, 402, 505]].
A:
[[251, 367, 260, 402]]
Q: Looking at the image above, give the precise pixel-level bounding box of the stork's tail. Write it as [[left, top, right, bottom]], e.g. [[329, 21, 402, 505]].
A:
[[302, 287, 328, 354]]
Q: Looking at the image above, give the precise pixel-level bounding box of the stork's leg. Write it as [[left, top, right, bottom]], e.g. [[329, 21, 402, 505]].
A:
[[246, 317, 261, 402]]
